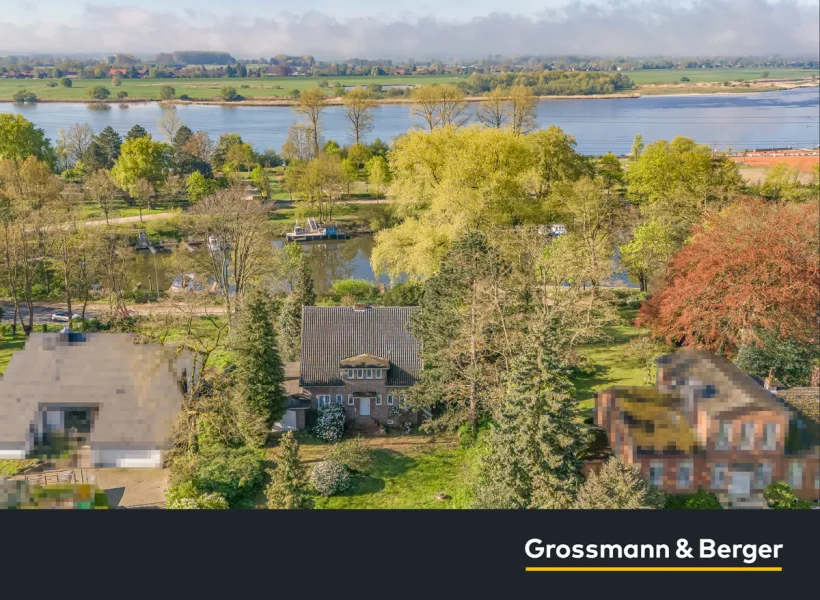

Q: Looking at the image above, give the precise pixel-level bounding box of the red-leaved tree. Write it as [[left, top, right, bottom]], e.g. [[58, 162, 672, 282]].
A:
[[637, 199, 819, 354]]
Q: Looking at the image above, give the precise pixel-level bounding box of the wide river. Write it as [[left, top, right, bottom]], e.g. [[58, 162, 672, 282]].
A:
[[4, 87, 819, 154]]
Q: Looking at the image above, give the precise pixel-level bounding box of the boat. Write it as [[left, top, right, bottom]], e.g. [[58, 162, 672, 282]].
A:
[[135, 230, 149, 250], [285, 218, 350, 242]]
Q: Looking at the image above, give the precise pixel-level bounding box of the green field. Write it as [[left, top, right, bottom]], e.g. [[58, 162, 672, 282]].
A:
[[625, 67, 818, 85], [0, 74, 465, 102]]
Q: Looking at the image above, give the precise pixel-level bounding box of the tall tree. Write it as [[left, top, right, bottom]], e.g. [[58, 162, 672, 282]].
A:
[[231, 286, 287, 426], [83, 169, 120, 225], [474, 322, 588, 509], [278, 255, 315, 362], [295, 88, 327, 158], [125, 124, 149, 141], [342, 88, 375, 145], [410, 84, 468, 131], [266, 431, 314, 509], [0, 114, 55, 167], [111, 136, 172, 191], [574, 457, 665, 509], [96, 125, 123, 168], [507, 85, 537, 135], [476, 87, 508, 129], [619, 219, 673, 292]]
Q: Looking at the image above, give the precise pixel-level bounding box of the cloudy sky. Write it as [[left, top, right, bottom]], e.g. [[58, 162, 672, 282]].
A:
[[2, 0, 819, 57]]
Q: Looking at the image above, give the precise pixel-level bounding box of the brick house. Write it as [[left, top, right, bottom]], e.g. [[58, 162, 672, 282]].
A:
[[596, 349, 819, 507], [299, 305, 421, 430]]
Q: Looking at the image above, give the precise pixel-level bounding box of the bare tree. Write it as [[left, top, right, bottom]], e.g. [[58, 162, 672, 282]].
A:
[[507, 85, 538, 135], [158, 110, 183, 141], [83, 169, 120, 225], [295, 88, 327, 157], [92, 230, 131, 318], [342, 89, 375, 144], [57, 123, 95, 165], [282, 124, 315, 162], [476, 87, 508, 129], [128, 178, 155, 222], [182, 131, 215, 162], [410, 84, 468, 131]]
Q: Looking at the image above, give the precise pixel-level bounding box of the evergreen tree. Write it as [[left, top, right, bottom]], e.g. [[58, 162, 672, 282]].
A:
[[574, 457, 665, 509], [473, 322, 588, 509], [172, 125, 194, 154], [95, 125, 122, 168], [266, 431, 314, 509], [125, 124, 149, 141], [278, 256, 315, 361], [230, 286, 287, 426]]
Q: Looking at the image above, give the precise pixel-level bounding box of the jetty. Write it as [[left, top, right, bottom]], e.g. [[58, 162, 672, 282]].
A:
[[285, 217, 350, 242]]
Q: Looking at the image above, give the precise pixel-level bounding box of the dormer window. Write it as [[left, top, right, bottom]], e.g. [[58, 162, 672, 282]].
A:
[[356, 369, 364, 379], [375, 369, 382, 380], [346, 369, 354, 379]]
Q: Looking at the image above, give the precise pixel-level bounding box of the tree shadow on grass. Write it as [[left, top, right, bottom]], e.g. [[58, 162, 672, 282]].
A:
[[336, 449, 416, 498]]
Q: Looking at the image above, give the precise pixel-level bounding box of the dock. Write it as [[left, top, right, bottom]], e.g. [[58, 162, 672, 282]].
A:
[[285, 217, 350, 242]]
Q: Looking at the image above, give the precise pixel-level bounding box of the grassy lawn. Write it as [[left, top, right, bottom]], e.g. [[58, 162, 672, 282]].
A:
[[0, 74, 465, 102], [264, 433, 465, 509], [627, 67, 818, 85], [572, 308, 650, 419]]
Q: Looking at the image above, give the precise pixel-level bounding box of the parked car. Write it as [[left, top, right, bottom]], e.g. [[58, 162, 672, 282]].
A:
[[51, 311, 82, 322]]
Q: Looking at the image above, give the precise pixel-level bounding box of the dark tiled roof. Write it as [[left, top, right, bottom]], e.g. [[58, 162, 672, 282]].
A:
[[300, 306, 421, 387]]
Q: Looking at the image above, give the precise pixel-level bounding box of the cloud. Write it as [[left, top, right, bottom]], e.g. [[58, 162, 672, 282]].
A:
[[0, 1, 817, 57]]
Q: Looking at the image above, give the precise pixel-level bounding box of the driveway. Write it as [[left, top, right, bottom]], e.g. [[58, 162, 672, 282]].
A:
[[89, 468, 169, 508], [0, 302, 97, 325]]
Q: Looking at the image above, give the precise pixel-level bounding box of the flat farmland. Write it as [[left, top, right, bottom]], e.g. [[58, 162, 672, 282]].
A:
[[625, 67, 818, 85]]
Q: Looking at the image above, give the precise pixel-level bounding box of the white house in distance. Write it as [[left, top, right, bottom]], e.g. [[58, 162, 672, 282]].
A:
[[0, 329, 190, 468]]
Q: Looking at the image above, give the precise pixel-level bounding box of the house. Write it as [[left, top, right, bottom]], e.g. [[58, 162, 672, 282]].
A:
[[298, 305, 422, 430], [595, 348, 819, 507], [108, 68, 128, 76], [0, 329, 191, 468]]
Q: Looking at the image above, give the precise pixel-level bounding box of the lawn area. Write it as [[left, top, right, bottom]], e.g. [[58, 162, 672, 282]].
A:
[[265, 433, 465, 509], [0, 327, 70, 374], [0, 458, 40, 478], [0, 74, 465, 102], [572, 308, 650, 419], [627, 67, 818, 85]]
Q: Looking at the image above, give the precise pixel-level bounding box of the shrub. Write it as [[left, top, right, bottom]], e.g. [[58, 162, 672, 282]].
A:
[[331, 278, 377, 301], [12, 89, 37, 103], [159, 85, 176, 100], [381, 281, 423, 306], [166, 481, 229, 509], [219, 86, 239, 101], [310, 460, 352, 496], [313, 403, 346, 443], [325, 436, 373, 473], [680, 76, 690, 82], [764, 481, 812, 509], [170, 447, 265, 507], [683, 488, 723, 509], [86, 85, 111, 100], [59, 77, 72, 87], [117, 91, 128, 100], [179, 94, 190, 101]]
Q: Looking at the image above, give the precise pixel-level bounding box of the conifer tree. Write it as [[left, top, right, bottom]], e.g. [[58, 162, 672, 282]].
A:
[[278, 256, 315, 361], [266, 432, 314, 509], [574, 457, 665, 509], [474, 322, 588, 509], [231, 286, 287, 426]]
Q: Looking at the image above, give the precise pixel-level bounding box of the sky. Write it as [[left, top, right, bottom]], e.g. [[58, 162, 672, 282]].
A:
[[1, 0, 819, 58]]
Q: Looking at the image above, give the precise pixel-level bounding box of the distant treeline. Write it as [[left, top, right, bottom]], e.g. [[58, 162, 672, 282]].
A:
[[156, 51, 236, 66], [461, 71, 634, 96]]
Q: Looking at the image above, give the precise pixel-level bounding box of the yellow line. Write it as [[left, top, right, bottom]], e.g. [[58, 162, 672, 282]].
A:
[[526, 567, 782, 572]]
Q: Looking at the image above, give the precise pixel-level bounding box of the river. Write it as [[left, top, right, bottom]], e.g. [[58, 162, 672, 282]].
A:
[[5, 87, 819, 155]]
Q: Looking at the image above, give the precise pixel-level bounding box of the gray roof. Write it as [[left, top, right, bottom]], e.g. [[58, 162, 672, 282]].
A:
[[0, 332, 190, 450], [339, 354, 390, 369], [300, 306, 421, 387]]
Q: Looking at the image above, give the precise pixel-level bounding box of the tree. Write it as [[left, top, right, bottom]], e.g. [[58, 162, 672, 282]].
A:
[[476, 87, 508, 129], [12, 89, 37, 104], [734, 329, 819, 387], [59, 77, 72, 88], [619, 219, 674, 292], [159, 85, 176, 100], [293, 154, 348, 221], [595, 152, 625, 190], [231, 286, 287, 426], [86, 85, 111, 100], [157, 110, 183, 141], [83, 169, 120, 225], [186, 171, 216, 203], [278, 255, 315, 361], [474, 322, 588, 509], [763, 481, 811, 509], [295, 88, 327, 158], [112, 74, 122, 87], [181, 130, 215, 162], [638, 199, 819, 355], [366, 155, 390, 196], [111, 136, 172, 191], [57, 123, 95, 165], [117, 91, 128, 100], [683, 488, 723, 509], [282, 124, 315, 162], [410, 84, 468, 131], [125, 124, 149, 141], [0, 114, 55, 166], [127, 177, 154, 222], [574, 457, 665, 509], [342, 88, 375, 144], [219, 86, 239, 101], [265, 432, 313, 509], [526, 126, 586, 200], [250, 164, 271, 198], [631, 133, 644, 159], [95, 126, 122, 168], [507, 85, 537, 135], [625, 336, 670, 385]]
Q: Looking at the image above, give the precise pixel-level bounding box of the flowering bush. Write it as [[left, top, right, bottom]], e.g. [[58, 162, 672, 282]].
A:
[[310, 460, 352, 496], [313, 403, 346, 443], [166, 482, 229, 509]]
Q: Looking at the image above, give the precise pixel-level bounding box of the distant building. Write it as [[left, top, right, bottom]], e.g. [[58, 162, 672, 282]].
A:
[[0, 330, 191, 468], [298, 305, 422, 432], [596, 349, 819, 507]]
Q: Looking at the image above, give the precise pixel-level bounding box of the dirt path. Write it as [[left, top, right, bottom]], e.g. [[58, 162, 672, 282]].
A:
[[83, 212, 174, 227]]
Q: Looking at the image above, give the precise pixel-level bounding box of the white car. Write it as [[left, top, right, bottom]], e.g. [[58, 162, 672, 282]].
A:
[[51, 311, 82, 323]]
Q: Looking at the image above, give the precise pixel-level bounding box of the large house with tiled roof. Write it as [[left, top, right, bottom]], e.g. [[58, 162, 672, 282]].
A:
[[299, 305, 422, 429], [596, 348, 819, 507]]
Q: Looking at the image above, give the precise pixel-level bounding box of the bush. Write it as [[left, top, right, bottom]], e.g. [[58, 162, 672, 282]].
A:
[[12, 89, 37, 103], [325, 437, 373, 473], [59, 77, 72, 87], [166, 482, 229, 509], [170, 447, 265, 507], [683, 488, 723, 509], [764, 481, 812, 509], [310, 460, 352, 496], [381, 281, 423, 306], [179, 94, 190, 101], [313, 403, 346, 442], [331, 278, 378, 301], [219, 86, 239, 101], [117, 91, 128, 100], [680, 76, 690, 82], [159, 85, 176, 100], [86, 85, 111, 100]]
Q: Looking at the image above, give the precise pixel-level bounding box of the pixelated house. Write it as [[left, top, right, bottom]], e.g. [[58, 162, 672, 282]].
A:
[[0, 330, 191, 468], [596, 348, 820, 506]]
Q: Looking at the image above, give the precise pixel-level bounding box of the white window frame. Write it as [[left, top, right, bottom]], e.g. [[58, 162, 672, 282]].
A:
[[739, 423, 755, 451], [676, 461, 693, 490], [356, 369, 363, 379], [366, 368, 373, 379], [787, 461, 804, 489], [375, 395, 382, 406], [335, 394, 343, 405], [762, 423, 778, 451], [346, 369, 354, 380], [711, 462, 728, 490], [387, 394, 394, 406], [347, 395, 354, 406], [755, 462, 773, 489], [716, 422, 732, 450], [375, 369, 382, 380], [317, 395, 330, 409], [815, 470, 820, 491], [649, 461, 664, 488]]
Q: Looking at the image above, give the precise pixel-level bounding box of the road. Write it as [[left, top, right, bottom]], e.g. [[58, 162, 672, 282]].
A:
[[0, 300, 228, 325]]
